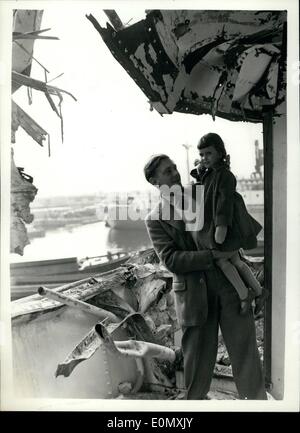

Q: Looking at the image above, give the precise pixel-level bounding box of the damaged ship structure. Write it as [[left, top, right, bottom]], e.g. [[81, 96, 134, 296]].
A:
[[11, 10, 76, 256], [11, 10, 287, 400]]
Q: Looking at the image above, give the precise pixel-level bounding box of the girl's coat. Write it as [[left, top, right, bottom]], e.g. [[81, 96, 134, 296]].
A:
[[198, 164, 262, 251]]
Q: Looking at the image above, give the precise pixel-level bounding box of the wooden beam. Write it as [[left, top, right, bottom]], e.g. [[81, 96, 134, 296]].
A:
[[103, 10, 124, 31], [11, 71, 77, 101], [38, 286, 119, 322]]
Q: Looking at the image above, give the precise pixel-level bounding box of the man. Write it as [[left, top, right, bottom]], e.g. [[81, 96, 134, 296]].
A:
[[144, 154, 267, 400]]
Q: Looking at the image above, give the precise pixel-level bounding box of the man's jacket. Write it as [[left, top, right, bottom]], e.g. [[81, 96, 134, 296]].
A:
[[145, 194, 214, 327]]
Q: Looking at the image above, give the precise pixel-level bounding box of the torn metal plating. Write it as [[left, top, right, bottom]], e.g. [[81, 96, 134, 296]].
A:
[[11, 10, 77, 254], [10, 149, 38, 255], [11, 100, 48, 146], [88, 10, 286, 122]]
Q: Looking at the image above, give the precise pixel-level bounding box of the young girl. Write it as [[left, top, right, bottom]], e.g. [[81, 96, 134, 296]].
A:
[[193, 133, 268, 315]]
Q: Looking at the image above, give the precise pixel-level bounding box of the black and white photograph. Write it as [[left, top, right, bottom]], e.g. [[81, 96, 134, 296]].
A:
[[0, 0, 299, 412]]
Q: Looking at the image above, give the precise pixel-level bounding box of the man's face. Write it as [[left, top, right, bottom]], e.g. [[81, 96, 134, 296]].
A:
[[199, 145, 222, 169], [152, 158, 182, 188]]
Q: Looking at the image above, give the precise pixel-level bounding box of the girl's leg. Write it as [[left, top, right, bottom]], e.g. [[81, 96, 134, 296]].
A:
[[230, 252, 262, 296], [215, 258, 249, 301]]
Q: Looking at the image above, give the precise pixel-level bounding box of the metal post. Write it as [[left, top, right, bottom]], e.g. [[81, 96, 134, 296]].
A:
[[262, 108, 273, 392], [182, 144, 192, 183]]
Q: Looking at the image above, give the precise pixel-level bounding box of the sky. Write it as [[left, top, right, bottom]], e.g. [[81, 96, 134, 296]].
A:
[[11, 6, 263, 197]]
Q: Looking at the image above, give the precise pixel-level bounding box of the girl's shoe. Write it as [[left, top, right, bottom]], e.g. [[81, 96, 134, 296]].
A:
[[240, 291, 255, 315], [254, 288, 270, 316]]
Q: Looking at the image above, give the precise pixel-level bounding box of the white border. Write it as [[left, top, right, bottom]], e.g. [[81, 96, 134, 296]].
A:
[[1, 0, 299, 412]]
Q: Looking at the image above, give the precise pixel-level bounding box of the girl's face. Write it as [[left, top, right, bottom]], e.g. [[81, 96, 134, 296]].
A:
[[199, 145, 223, 169]]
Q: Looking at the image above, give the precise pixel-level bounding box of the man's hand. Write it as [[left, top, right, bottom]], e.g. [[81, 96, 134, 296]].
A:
[[211, 249, 234, 260], [215, 225, 227, 244]]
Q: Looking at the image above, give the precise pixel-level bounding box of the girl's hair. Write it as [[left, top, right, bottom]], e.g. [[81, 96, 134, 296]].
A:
[[197, 133, 230, 168]]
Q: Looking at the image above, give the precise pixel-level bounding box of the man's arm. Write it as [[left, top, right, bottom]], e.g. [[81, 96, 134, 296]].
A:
[[146, 218, 214, 274]]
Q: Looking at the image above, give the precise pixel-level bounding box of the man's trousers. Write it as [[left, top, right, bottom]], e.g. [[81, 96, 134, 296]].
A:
[[181, 268, 267, 400]]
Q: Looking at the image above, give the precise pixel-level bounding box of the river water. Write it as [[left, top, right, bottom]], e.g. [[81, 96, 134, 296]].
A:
[[10, 221, 152, 264], [10, 204, 264, 264]]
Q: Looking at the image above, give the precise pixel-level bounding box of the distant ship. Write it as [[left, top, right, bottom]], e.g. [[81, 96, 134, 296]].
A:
[[105, 195, 152, 231]]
